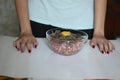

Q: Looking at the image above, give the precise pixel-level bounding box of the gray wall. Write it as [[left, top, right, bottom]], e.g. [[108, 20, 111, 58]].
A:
[[0, 0, 19, 36]]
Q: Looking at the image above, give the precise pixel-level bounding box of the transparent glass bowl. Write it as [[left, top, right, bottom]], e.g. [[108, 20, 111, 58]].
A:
[[46, 28, 88, 56]]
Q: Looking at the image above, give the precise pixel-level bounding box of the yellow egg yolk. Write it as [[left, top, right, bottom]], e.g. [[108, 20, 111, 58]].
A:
[[61, 31, 71, 36]]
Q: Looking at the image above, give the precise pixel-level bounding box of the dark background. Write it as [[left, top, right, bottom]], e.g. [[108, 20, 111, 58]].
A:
[[105, 0, 120, 39]]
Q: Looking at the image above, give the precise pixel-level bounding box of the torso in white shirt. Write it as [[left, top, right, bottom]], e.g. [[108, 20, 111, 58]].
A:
[[28, 0, 94, 30]]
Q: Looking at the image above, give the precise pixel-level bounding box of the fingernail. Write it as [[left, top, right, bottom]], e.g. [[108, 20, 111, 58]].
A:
[[35, 45, 37, 48], [107, 51, 109, 54], [15, 46, 17, 49], [21, 50, 24, 53], [101, 50, 104, 54], [92, 45, 95, 48], [28, 50, 31, 53], [113, 48, 115, 50], [110, 50, 113, 52]]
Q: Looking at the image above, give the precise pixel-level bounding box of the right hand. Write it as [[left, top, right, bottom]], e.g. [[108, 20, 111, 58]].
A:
[[13, 33, 38, 53]]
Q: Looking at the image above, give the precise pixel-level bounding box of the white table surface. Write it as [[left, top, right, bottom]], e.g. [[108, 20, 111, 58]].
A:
[[0, 36, 120, 79]]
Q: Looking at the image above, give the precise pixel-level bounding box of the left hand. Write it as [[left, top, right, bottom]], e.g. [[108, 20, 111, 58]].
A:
[[90, 35, 115, 54]]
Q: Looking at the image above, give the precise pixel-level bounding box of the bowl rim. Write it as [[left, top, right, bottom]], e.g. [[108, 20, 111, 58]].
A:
[[46, 28, 88, 42]]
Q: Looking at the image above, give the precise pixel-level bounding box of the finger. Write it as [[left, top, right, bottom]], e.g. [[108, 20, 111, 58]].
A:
[[112, 43, 115, 50], [90, 39, 97, 48], [13, 41, 17, 49], [26, 40, 32, 53], [14, 40, 21, 51], [20, 40, 26, 53], [13, 39, 19, 48], [97, 42, 104, 54], [108, 41, 115, 52], [33, 39, 38, 48], [103, 42, 109, 54]]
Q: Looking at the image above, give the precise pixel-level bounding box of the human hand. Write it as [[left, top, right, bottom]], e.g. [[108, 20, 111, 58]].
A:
[[90, 35, 115, 54], [13, 33, 38, 53]]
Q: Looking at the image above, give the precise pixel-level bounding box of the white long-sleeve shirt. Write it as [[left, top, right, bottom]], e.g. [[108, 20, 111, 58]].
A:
[[28, 0, 94, 30]]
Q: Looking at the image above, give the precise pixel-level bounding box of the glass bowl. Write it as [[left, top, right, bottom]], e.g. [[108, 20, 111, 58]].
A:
[[46, 28, 88, 56]]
